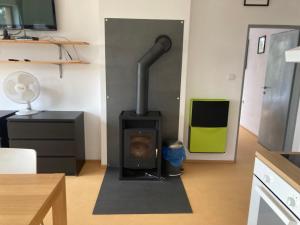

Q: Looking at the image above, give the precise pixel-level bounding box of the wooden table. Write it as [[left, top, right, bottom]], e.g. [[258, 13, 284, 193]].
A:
[[0, 174, 67, 225]]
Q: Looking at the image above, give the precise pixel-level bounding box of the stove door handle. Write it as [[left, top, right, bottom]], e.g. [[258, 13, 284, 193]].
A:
[[255, 185, 297, 225]]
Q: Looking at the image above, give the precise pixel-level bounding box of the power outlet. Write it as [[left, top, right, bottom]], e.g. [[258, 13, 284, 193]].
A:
[[227, 73, 237, 81]]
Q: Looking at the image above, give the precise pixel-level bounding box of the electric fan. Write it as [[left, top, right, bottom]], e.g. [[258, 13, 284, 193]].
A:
[[3, 71, 40, 116]]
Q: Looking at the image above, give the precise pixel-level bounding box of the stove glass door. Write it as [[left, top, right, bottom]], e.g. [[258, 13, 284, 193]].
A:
[[257, 199, 285, 225], [123, 129, 157, 169], [248, 176, 299, 225]]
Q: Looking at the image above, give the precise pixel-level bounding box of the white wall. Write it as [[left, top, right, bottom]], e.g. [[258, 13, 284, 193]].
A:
[[185, 0, 300, 161], [0, 0, 102, 160], [2, 0, 300, 161], [0, 0, 191, 163], [241, 28, 289, 136]]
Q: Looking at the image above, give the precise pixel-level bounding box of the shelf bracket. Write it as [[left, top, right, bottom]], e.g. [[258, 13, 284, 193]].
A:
[[57, 44, 63, 79]]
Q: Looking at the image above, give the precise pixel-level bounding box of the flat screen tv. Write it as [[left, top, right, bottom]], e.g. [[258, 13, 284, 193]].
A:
[[0, 0, 57, 30]]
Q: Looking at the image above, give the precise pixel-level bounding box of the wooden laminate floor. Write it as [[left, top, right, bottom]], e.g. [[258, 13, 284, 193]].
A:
[[44, 127, 264, 225]]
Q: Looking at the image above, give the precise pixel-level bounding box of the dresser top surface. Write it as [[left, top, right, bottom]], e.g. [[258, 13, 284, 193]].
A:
[[7, 111, 83, 122], [0, 111, 15, 118]]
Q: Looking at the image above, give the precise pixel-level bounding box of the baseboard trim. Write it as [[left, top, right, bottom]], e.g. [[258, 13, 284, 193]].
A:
[[85, 160, 107, 169], [240, 126, 258, 138], [184, 159, 235, 164], [85, 160, 235, 167]]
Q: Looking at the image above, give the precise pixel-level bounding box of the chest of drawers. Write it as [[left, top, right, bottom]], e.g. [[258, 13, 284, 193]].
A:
[[7, 111, 85, 175]]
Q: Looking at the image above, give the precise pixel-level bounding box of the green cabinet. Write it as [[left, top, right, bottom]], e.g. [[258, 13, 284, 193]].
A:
[[188, 99, 229, 153]]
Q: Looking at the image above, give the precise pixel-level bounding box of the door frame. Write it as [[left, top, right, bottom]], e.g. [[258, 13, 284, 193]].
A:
[[235, 24, 300, 161]]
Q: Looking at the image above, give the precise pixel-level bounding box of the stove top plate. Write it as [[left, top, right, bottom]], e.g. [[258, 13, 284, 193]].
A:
[[281, 154, 300, 168]]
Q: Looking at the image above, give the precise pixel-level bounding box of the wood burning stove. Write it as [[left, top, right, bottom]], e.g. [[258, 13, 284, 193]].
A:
[[120, 111, 162, 180], [119, 35, 171, 180]]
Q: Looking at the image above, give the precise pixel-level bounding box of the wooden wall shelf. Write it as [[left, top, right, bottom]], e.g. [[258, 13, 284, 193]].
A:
[[0, 38, 90, 78], [0, 60, 89, 65], [0, 39, 89, 46]]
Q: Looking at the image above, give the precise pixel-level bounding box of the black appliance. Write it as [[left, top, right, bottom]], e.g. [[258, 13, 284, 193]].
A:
[[282, 154, 300, 169], [0, 0, 57, 30], [124, 129, 157, 169], [120, 111, 161, 179]]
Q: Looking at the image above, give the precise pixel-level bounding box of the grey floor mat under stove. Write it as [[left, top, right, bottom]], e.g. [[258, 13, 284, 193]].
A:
[[93, 168, 192, 214]]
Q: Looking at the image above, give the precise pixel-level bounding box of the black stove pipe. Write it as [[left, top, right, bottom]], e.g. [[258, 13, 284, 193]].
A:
[[136, 35, 172, 115]]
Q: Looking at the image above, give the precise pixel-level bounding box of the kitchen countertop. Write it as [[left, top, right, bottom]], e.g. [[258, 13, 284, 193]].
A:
[[256, 149, 300, 193]]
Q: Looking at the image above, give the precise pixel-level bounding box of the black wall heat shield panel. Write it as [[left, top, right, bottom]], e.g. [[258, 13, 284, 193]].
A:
[[191, 101, 229, 127], [105, 19, 184, 167]]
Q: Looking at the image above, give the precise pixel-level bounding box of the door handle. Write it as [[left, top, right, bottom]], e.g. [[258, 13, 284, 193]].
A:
[[262, 86, 271, 90]]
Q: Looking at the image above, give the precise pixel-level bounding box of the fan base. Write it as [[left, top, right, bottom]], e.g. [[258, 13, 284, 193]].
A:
[[16, 110, 40, 116]]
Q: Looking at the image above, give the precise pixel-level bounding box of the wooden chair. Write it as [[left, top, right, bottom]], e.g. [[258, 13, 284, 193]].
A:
[[0, 148, 37, 174]]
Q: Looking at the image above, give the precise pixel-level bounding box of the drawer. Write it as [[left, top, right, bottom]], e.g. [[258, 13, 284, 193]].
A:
[[37, 157, 77, 175], [8, 122, 75, 139], [10, 140, 76, 156]]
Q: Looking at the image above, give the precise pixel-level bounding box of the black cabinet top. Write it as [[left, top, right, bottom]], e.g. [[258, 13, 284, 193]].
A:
[[0, 111, 15, 118], [7, 111, 84, 122]]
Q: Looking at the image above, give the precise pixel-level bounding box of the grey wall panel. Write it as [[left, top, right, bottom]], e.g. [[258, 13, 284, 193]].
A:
[[105, 19, 184, 167]]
